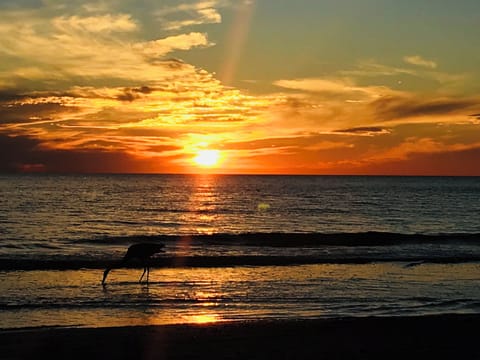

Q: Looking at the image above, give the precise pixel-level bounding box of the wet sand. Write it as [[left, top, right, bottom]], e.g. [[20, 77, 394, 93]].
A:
[[1, 314, 479, 360]]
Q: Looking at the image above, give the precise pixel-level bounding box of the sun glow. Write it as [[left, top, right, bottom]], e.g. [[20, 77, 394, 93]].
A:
[[188, 313, 221, 324], [193, 149, 221, 167]]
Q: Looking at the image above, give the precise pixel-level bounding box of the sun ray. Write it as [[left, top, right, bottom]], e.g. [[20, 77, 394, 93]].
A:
[[219, 1, 256, 85]]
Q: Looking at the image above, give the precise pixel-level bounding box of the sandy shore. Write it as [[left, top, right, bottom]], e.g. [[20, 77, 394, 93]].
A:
[[1, 314, 480, 359]]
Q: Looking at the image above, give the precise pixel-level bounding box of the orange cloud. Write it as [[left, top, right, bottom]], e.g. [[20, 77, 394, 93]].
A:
[[1, 4, 479, 175]]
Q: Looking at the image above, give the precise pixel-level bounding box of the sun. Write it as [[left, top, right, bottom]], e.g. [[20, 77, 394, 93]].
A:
[[193, 149, 221, 167]]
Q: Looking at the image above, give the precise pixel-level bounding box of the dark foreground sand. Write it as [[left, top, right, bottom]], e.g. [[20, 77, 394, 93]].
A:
[[1, 314, 480, 360]]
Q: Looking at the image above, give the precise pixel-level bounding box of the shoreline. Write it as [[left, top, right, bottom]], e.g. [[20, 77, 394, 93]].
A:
[[2, 314, 480, 359]]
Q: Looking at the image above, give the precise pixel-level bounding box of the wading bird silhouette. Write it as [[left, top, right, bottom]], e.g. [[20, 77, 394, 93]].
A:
[[102, 243, 165, 285]]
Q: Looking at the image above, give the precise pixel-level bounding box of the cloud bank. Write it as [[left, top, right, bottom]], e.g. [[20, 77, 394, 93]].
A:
[[0, 1, 479, 175]]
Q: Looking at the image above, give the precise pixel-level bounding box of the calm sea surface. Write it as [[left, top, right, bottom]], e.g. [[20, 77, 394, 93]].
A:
[[1, 174, 479, 329]]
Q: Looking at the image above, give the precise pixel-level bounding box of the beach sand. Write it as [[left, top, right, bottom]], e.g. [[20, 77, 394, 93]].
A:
[[1, 314, 479, 360]]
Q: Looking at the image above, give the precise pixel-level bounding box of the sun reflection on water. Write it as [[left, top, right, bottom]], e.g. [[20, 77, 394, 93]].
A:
[[3, 262, 480, 329], [180, 174, 223, 234]]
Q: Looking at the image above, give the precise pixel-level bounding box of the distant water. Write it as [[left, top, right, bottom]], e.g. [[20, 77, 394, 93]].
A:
[[1, 174, 479, 329]]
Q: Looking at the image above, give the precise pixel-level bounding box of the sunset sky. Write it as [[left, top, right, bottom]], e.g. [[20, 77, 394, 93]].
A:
[[1, 0, 479, 174]]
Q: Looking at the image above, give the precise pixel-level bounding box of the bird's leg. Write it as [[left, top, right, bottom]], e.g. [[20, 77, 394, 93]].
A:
[[146, 266, 150, 284], [139, 267, 147, 283]]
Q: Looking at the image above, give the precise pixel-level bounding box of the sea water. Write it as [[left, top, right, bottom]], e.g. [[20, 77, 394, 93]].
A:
[[1, 175, 479, 329]]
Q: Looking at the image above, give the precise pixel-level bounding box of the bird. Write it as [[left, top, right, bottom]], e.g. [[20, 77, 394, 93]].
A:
[[102, 243, 165, 285]]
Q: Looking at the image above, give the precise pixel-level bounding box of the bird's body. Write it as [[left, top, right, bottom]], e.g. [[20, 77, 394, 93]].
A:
[[102, 243, 165, 285]]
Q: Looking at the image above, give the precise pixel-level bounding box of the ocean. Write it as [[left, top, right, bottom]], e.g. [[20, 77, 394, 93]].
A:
[[1, 174, 479, 329]]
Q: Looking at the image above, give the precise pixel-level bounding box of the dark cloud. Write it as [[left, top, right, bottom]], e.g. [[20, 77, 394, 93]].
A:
[[0, 134, 41, 171], [116, 86, 153, 102], [146, 144, 182, 153], [224, 136, 304, 151], [116, 91, 138, 102], [372, 96, 478, 121], [0, 134, 173, 173], [357, 146, 480, 176], [0, 101, 78, 125], [0, 90, 31, 102], [1, 85, 155, 105], [334, 127, 390, 135], [134, 86, 153, 94]]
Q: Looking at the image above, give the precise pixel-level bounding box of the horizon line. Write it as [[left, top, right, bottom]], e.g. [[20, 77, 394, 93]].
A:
[[1, 171, 479, 177]]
